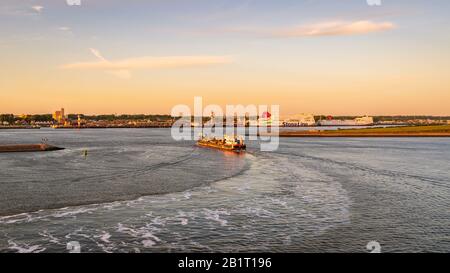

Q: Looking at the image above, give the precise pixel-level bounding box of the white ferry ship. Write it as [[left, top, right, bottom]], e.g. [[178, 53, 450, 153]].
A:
[[318, 116, 374, 126], [282, 114, 316, 127]]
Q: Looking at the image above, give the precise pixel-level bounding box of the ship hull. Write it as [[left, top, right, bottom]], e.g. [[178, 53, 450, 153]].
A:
[[197, 142, 246, 153]]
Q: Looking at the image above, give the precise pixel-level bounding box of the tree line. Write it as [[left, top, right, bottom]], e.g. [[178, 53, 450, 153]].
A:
[[0, 114, 53, 123]]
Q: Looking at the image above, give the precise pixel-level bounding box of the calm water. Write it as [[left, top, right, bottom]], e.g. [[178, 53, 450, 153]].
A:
[[0, 129, 449, 253]]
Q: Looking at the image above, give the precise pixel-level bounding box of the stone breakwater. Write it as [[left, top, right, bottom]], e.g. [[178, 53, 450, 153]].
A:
[[0, 144, 64, 153]]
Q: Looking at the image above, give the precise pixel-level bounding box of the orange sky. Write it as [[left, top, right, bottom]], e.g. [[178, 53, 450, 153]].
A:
[[1, 1, 450, 116]]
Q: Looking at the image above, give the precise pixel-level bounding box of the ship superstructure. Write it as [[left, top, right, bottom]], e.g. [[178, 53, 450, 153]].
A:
[[197, 135, 246, 152]]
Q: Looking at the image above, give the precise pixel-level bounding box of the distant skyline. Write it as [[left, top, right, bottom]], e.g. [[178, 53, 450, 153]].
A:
[[1, 0, 450, 115]]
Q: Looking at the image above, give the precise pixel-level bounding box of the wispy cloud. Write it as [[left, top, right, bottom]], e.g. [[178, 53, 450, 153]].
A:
[[57, 26, 74, 37], [61, 49, 233, 79], [31, 5, 44, 13], [223, 20, 395, 38], [275, 20, 395, 37], [0, 4, 43, 17], [58, 27, 71, 32]]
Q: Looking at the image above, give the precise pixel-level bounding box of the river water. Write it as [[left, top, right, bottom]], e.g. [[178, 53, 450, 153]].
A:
[[0, 128, 449, 252]]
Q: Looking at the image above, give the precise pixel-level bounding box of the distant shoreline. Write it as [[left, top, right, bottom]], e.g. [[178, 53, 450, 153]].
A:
[[276, 133, 450, 138], [274, 125, 450, 138], [3, 125, 450, 138], [0, 126, 40, 130]]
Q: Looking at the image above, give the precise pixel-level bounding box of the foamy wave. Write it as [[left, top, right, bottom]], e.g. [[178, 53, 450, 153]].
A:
[[0, 213, 32, 224], [38, 230, 62, 245], [183, 192, 192, 200], [116, 223, 161, 247], [97, 231, 112, 243], [268, 197, 293, 210], [8, 240, 46, 253], [202, 209, 230, 226], [52, 207, 97, 218], [142, 239, 155, 248], [237, 206, 274, 218]]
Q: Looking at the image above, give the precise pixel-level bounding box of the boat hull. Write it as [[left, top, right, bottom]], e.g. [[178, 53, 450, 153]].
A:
[[197, 142, 246, 153]]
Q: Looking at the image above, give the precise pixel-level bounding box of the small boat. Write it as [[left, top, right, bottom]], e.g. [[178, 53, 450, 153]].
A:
[[197, 135, 246, 152]]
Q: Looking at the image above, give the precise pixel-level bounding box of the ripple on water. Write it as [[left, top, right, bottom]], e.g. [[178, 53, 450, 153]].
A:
[[0, 131, 449, 252]]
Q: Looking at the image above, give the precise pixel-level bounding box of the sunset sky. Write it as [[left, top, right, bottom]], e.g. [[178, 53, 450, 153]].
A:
[[1, 0, 450, 115]]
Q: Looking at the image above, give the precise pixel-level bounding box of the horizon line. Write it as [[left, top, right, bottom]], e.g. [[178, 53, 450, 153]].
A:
[[3, 113, 450, 117]]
